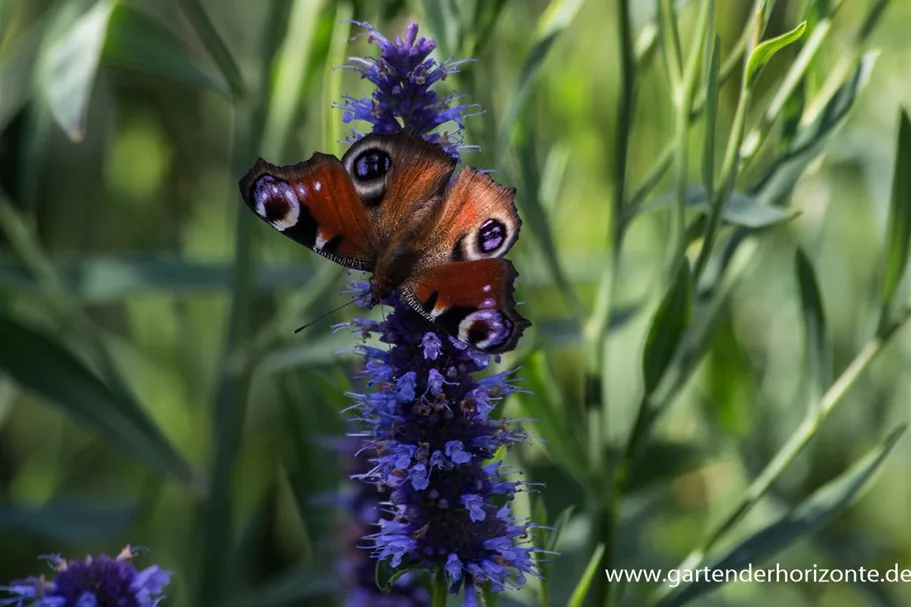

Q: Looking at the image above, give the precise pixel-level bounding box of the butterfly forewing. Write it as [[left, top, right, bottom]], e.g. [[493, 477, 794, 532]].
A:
[[239, 154, 376, 270], [340, 132, 457, 244]]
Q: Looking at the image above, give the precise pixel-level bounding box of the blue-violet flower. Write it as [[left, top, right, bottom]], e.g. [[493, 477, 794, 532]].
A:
[[336, 21, 478, 159], [1, 546, 170, 607]]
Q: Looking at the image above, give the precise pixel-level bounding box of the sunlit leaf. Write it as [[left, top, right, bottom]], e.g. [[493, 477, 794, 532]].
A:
[[745, 21, 807, 88], [643, 262, 692, 395], [658, 424, 906, 606], [39, 0, 115, 141], [878, 109, 911, 331], [102, 3, 227, 94], [0, 313, 196, 484]]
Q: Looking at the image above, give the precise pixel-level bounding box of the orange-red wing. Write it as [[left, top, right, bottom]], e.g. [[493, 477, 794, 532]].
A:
[[401, 259, 530, 354], [419, 167, 521, 267], [239, 153, 377, 270]]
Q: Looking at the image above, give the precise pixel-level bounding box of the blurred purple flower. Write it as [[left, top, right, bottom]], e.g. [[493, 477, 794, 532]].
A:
[[336, 21, 479, 159], [1, 547, 170, 607]]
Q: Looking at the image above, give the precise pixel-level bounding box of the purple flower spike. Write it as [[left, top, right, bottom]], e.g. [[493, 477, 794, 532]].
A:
[[331, 21, 542, 606], [1, 547, 170, 607], [336, 21, 479, 159], [347, 292, 540, 603]]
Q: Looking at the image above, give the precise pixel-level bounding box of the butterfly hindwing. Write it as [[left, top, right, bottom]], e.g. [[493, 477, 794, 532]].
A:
[[402, 258, 530, 354], [239, 154, 376, 270]]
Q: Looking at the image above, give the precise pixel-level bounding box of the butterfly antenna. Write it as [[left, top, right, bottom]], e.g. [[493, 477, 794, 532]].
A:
[[293, 297, 360, 334]]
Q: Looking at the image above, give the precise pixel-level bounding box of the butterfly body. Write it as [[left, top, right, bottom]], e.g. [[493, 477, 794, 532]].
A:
[[239, 131, 530, 353]]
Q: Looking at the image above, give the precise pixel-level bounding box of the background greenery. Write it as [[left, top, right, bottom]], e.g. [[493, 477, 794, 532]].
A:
[[2, 0, 911, 605]]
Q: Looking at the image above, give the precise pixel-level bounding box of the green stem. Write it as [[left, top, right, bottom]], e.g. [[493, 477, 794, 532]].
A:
[[432, 571, 449, 607], [651, 307, 911, 603], [589, 1, 635, 604], [625, 0, 768, 214]]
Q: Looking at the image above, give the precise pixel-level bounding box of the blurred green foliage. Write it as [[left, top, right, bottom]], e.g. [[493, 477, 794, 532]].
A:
[[2, 0, 911, 606]]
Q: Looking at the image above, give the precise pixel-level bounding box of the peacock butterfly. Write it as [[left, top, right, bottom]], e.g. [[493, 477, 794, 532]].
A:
[[238, 131, 530, 354]]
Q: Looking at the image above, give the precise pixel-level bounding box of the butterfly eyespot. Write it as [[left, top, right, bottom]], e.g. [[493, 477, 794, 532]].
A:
[[252, 175, 300, 232], [477, 219, 506, 254], [458, 309, 513, 351], [353, 149, 392, 181]]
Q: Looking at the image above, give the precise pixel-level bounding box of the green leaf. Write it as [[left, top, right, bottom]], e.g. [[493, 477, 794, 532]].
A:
[[745, 21, 807, 88], [878, 109, 911, 331], [497, 0, 585, 156], [0, 313, 196, 484], [639, 188, 797, 228], [642, 262, 692, 395], [658, 424, 906, 607], [795, 248, 831, 407], [567, 544, 606, 607], [102, 3, 227, 94], [753, 52, 878, 207], [0, 254, 314, 302], [38, 0, 116, 141], [0, 500, 140, 542]]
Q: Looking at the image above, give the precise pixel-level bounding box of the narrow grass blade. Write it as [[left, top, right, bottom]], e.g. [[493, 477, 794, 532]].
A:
[[795, 248, 831, 407], [878, 109, 911, 332], [642, 261, 692, 395], [568, 543, 606, 607], [496, 0, 585, 157], [0, 313, 196, 484], [745, 21, 806, 88], [38, 0, 115, 141], [102, 3, 227, 95], [657, 424, 906, 607]]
